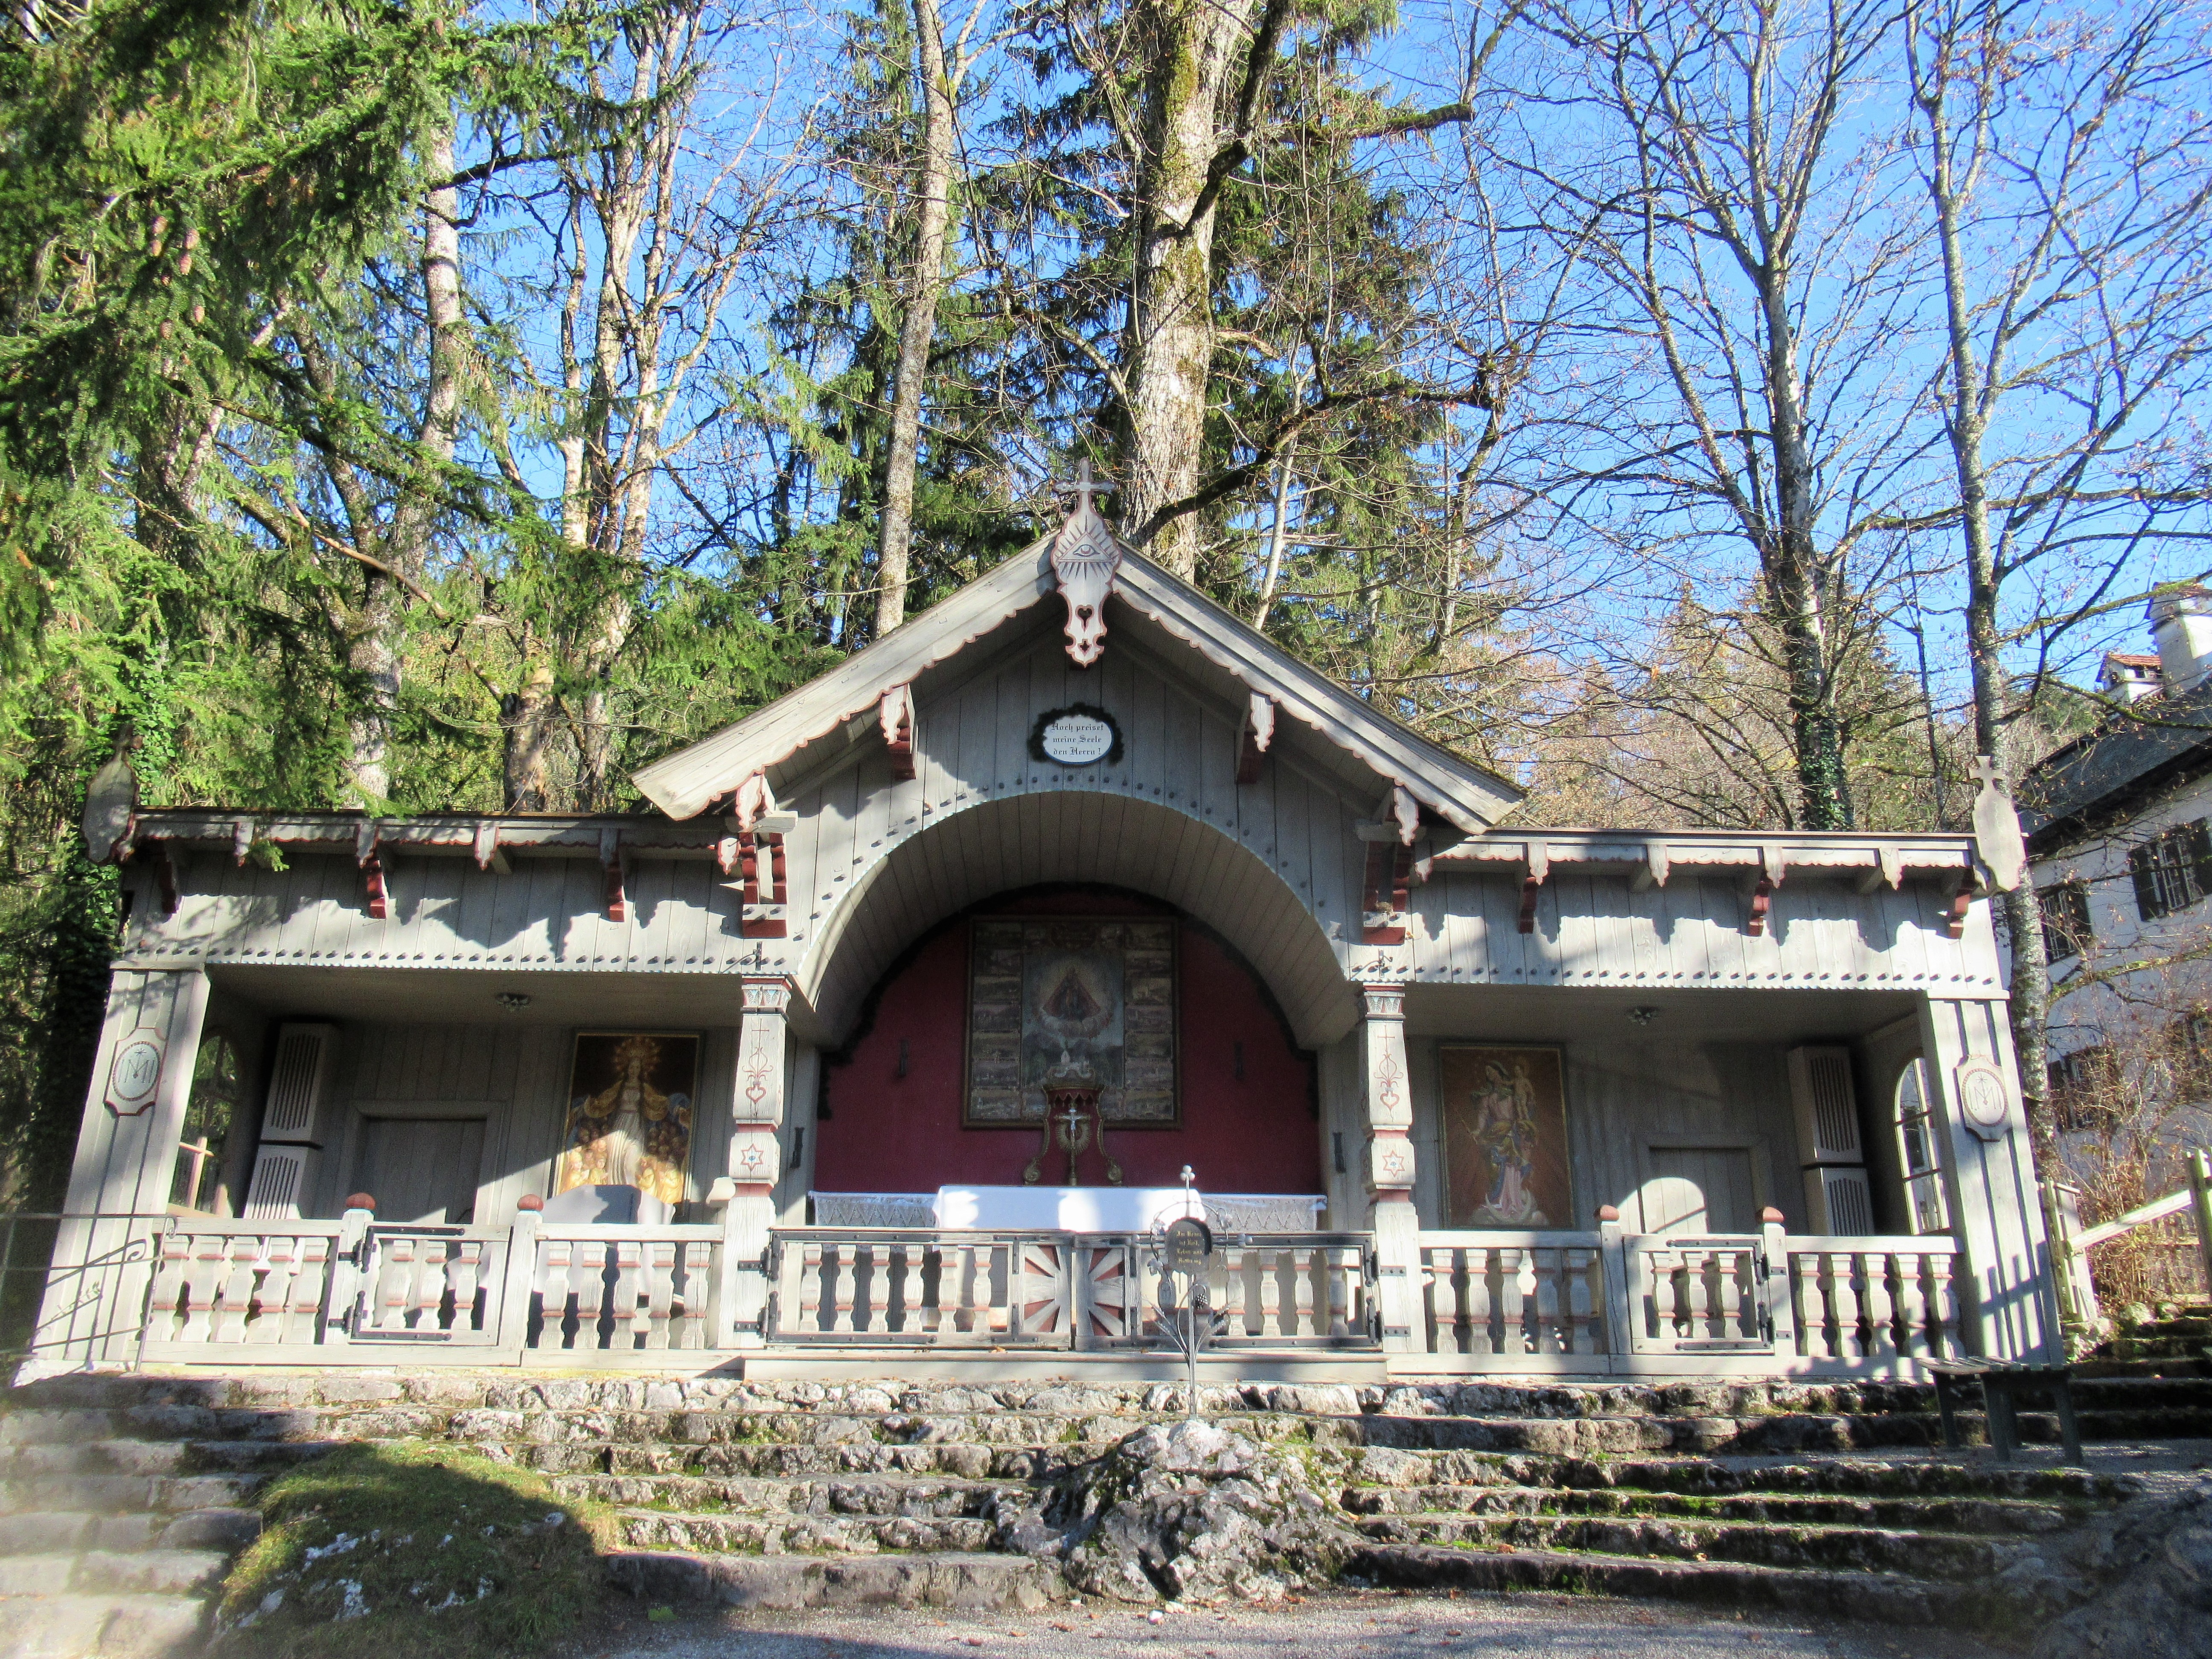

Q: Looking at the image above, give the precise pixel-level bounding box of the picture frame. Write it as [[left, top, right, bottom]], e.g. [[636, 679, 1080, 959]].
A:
[[963, 915, 1179, 1127], [553, 1030, 701, 1205], [1436, 1044, 1573, 1228]]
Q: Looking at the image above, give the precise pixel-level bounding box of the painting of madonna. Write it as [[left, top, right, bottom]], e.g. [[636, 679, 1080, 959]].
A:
[[553, 1032, 699, 1206], [1439, 1046, 1571, 1228]]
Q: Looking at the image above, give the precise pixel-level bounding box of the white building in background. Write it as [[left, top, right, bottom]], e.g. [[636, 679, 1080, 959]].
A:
[[2021, 586, 2212, 1104]]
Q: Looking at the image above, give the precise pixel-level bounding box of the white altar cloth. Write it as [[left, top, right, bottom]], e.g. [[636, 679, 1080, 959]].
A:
[[932, 1186, 1197, 1232], [931, 1186, 1327, 1233]]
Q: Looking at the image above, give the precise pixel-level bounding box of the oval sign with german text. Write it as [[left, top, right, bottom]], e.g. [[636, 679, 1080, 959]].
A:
[[1030, 704, 1123, 767]]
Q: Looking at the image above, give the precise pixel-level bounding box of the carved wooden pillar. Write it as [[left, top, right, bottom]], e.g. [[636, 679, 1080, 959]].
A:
[[32, 968, 210, 1371], [727, 977, 791, 1346], [1359, 981, 1419, 1353], [1917, 993, 2061, 1362]]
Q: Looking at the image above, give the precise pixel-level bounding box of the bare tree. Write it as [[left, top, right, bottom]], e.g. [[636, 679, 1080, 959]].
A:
[[1898, 0, 2212, 1147], [483, 0, 814, 809], [876, 0, 1004, 636], [1492, 0, 1928, 830]]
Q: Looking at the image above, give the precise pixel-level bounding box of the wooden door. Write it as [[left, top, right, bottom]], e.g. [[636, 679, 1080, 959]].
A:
[[355, 1117, 486, 1225], [1642, 1145, 1759, 1234]]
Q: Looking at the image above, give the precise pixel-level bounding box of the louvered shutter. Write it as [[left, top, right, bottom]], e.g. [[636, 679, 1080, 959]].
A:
[[2189, 820, 2212, 905], [2131, 843, 2163, 919]]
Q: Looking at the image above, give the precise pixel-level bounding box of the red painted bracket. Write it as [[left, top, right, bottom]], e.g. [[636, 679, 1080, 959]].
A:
[[741, 830, 788, 938], [1361, 841, 1412, 945], [1746, 877, 1774, 937]]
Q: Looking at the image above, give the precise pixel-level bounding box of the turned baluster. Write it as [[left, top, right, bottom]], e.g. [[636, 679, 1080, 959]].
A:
[[1891, 1251, 1930, 1359], [1255, 1248, 1282, 1338], [793, 1242, 821, 1334], [1925, 1252, 1959, 1359], [642, 1241, 675, 1349], [1859, 1249, 1897, 1363], [1288, 1247, 1316, 1337], [1214, 1245, 1247, 1339], [1824, 1251, 1860, 1359], [1429, 1247, 1464, 1355]]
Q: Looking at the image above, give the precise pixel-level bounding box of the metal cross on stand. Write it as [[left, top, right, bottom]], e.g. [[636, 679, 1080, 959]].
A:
[[1156, 1166, 1218, 1421]]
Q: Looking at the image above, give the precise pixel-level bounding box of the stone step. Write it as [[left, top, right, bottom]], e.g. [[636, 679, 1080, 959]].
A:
[[605, 1546, 1068, 1611], [0, 1471, 264, 1517], [1337, 1483, 2073, 1534], [1346, 1449, 2132, 1502], [0, 1435, 331, 1479], [2072, 1356, 2211, 1379], [488, 1438, 1116, 1481], [0, 1506, 259, 1558], [0, 1592, 210, 1659], [0, 1371, 1968, 1421], [550, 1472, 1022, 1516], [0, 1546, 230, 1596], [1348, 1511, 2008, 1580], [1342, 1541, 1984, 1627], [614, 1507, 1001, 1555]]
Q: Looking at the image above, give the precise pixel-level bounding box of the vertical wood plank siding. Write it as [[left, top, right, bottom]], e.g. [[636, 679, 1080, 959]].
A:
[[121, 620, 1999, 1058]]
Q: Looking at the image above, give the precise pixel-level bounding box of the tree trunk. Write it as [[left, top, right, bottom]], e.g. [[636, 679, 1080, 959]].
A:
[[346, 116, 464, 807], [502, 660, 557, 812], [1914, 31, 2055, 1155], [1252, 434, 1296, 629], [875, 0, 958, 639], [1121, 0, 1257, 579]]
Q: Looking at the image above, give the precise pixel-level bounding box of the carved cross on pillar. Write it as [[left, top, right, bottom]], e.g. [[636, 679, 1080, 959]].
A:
[[1970, 753, 2028, 895], [1058, 457, 1106, 515]]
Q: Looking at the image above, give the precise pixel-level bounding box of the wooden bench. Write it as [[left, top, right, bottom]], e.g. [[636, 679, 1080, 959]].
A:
[[1926, 1359, 2084, 1466]]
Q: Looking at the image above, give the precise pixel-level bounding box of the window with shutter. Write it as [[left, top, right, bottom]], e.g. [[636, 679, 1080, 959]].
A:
[[2038, 881, 2094, 961], [2131, 824, 2209, 920]]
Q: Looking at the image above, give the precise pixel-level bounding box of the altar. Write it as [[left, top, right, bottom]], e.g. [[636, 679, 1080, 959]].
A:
[[809, 1187, 1330, 1234]]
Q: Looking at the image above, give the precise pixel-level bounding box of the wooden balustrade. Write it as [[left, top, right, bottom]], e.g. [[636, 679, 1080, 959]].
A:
[[1784, 1236, 1961, 1363], [1419, 1233, 1608, 1362], [525, 1225, 720, 1352], [117, 1215, 1962, 1373], [768, 1229, 1374, 1350], [1419, 1228, 1966, 1376], [142, 1224, 343, 1353]]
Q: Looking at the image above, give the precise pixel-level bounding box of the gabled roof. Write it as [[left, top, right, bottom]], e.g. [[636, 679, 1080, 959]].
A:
[[630, 526, 1523, 833], [2020, 678, 2212, 851]]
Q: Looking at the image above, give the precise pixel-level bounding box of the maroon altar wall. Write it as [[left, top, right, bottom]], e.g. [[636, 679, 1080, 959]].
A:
[[815, 891, 1322, 1194]]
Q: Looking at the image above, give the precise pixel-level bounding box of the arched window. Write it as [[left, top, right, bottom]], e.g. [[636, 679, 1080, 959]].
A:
[[1893, 1057, 1949, 1234], [171, 1033, 241, 1215]]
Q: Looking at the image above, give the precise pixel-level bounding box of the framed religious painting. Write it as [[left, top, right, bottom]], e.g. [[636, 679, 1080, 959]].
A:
[[1437, 1045, 1573, 1228], [553, 1031, 700, 1206], [964, 916, 1178, 1126]]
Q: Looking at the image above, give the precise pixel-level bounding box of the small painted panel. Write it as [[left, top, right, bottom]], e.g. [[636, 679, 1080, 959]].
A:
[[1955, 1056, 2014, 1141], [105, 1025, 166, 1116], [554, 1031, 700, 1205], [1438, 1045, 1573, 1228], [965, 916, 1177, 1126]]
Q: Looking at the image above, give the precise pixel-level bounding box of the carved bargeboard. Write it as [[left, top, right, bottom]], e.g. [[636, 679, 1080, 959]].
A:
[[965, 917, 1177, 1127]]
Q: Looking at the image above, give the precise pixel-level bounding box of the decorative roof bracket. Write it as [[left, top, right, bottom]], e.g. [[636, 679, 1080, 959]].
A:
[[1236, 693, 1275, 784], [879, 684, 916, 781], [1050, 462, 1121, 667]]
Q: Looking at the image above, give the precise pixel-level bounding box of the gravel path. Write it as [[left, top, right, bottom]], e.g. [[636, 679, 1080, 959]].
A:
[[577, 1590, 2007, 1659]]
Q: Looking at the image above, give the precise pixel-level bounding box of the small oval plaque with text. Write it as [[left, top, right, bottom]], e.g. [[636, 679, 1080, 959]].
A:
[[1030, 704, 1123, 767]]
